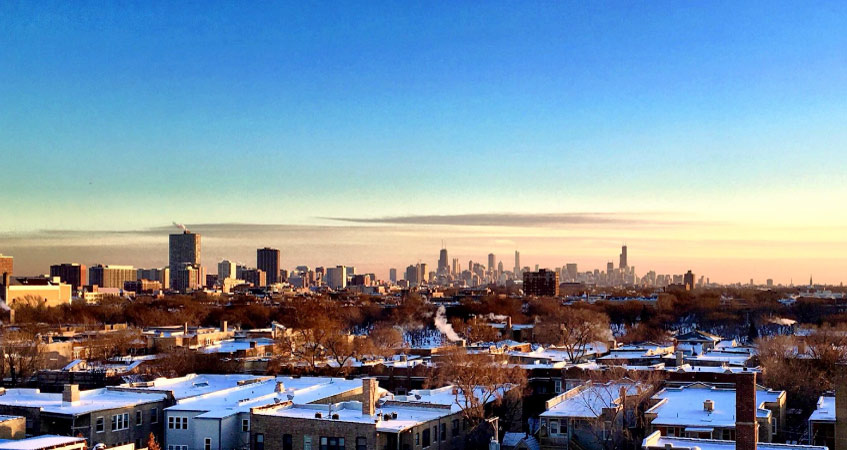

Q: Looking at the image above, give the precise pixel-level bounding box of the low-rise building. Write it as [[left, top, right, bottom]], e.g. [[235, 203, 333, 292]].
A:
[[0, 434, 87, 450], [0, 415, 25, 439], [1, 277, 72, 308]]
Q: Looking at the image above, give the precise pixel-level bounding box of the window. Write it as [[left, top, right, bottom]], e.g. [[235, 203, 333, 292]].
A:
[[283, 434, 293, 450], [204, 438, 211, 450], [319, 437, 344, 450], [452, 419, 459, 437], [168, 416, 174, 429], [356, 437, 367, 450], [151, 408, 158, 424], [422, 428, 431, 447], [167, 416, 188, 430], [242, 419, 250, 432], [136, 410, 143, 426], [182, 417, 188, 430], [440, 423, 446, 441], [95, 417, 104, 433], [304, 436, 312, 450], [550, 420, 559, 435], [136, 439, 142, 449], [415, 433, 419, 445], [112, 413, 129, 431], [255, 433, 264, 450], [168, 446, 173, 450], [554, 379, 562, 394]]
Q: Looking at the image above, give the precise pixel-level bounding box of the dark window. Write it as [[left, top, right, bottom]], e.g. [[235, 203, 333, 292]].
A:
[[452, 419, 459, 437], [136, 410, 143, 426], [151, 408, 158, 424], [320, 437, 345, 450], [356, 437, 366, 450], [440, 423, 447, 441], [422, 428, 431, 447], [283, 434, 293, 450], [95, 417, 104, 433], [254, 433, 264, 450], [204, 438, 211, 450]]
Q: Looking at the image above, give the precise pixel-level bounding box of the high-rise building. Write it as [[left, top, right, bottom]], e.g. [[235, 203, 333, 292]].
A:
[[451, 258, 459, 276], [523, 269, 559, 297], [405, 265, 419, 286], [169, 230, 201, 290], [488, 253, 496, 274], [619, 245, 628, 269], [172, 265, 205, 293], [50, 263, 87, 290], [0, 254, 12, 284], [607, 262, 614, 273], [389, 268, 397, 283], [684, 270, 695, 291], [514, 251, 520, 275], [326, 266, 347, 290], [138, 267, 170, 290], [418, 263, 427, 284], [218, 260, 237, 280], [438, 248, 449, 274], [256, 247, 281, 285], [497, 261, 504, 275], [242, 268, 267, 287], [88, 265, 136, 290], [565, 263, 578, 282]]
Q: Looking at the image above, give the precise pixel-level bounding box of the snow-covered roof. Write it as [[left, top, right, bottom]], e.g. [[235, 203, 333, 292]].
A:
[[0, 388, 166, 415], [502, 433, 540, 450], [393, 385, 508, 414], [0, 416, 20, 423], [166, 377, 371, 419], [121, 373, 265, 400], [541, 381, 644, 419], [809, 396, 835, 422], [199, 338, 275, 354], [647, 384, 782, 428], [0, 435, 85, 450], [254, 400, 454, 433], [642, 431, 826, 450]]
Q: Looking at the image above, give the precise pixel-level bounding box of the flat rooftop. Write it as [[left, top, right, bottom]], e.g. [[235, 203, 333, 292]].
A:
[[0, 388, 165, 416], [121, 373, 266, 400]]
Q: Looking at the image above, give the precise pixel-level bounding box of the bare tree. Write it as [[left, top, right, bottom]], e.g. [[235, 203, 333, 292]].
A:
[[536, 307, 610, 362], [0, 325, 47, 385]]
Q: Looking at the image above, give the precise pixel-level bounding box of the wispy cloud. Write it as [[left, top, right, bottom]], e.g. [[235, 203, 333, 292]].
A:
[[324, 212, 685, 227]]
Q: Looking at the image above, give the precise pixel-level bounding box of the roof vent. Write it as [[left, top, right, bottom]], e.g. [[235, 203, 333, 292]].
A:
[[704, 399, 714, 412], [332, 414, 340, 420], [314, 413, 322, 419]]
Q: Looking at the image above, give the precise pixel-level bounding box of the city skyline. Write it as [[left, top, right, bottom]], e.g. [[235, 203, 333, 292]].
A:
[[2, 3, 847, 284]]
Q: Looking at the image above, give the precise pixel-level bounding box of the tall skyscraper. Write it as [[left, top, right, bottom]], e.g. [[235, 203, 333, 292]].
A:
[[50, 263, 87, 290], [619, 245, 628, 269], [488, 253, 496, 274], [438, 248, 449, 274], [451, 258, 459, 276], [389, 268, 397, 283], [514, 251, 520, 275], [257, 247, 281, 285], [169, 229, 201, 291], [684, 270, 695, 291], [89, 265, 136, 289], [405, 265, 418, 285], [566, 263, 578, 282], [326, 266, 347, 290]]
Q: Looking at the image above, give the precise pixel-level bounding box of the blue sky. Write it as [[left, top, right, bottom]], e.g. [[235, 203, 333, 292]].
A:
[[2, 2, 847, 281]]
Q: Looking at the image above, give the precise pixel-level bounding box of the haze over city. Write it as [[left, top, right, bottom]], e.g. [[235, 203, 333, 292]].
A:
[[2, 2, 847, 283]]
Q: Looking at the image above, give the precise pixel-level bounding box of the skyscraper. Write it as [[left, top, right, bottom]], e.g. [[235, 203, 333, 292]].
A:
[[169, 229, 201, 290], [438, 248, 449, 274], [619, 245, 628, 269], [684, 270, 695, 291], [218, 260, 237, 280], [488, 253, 496, 274], [257, 247, 281, 285], [523, 269, 559, 297], [89, 265, 136, 289], [514, 251, 520, 275], [566, 263, 578, 282], [451, 258, 459, 276], [389, 268, 397, 283]]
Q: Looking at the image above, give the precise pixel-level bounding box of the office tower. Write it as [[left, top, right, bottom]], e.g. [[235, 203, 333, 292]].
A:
[[326, 266, 347, 290], [88, 265, 136, 289], [684, 270, 695, 291], [169, 230, 201, 290], [488, 253, 495, 274], [565, 263, 578, 282], [767, 279, 774, 287], [498, 261, 504, 275], [242, 269, 266, 287], [172, 265, 204, 293], [389, 268, 397, 283], [523, 269, 560, 297], [0, 254, 12, 284], [405, 265, 418, 286], [50, 263, 87, 290], [514, 251, 520, 275], [438, 248, 449, 274], [137, 267, 170, 290], [451, 258, 459, 276], [419, 263, 427, 283], [607, 262, 614, 273], [257, 247, 281, 285], [217, 260, 237, 280], [619, 245, 628, 269]]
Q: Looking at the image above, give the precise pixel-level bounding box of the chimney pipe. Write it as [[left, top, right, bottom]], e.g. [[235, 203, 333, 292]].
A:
[[506, 316, 512, 329], [735, 372, 758, 450], [362, 378, 378, 416], [183, 322, 189, 334], [221, 321, 228, 333], [676, 350, 684, 366], [275, 381, 285, 393], [62, 384, 80, 404]]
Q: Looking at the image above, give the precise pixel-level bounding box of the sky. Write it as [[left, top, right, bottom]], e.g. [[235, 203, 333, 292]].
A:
[[1, 2, 846, 284]]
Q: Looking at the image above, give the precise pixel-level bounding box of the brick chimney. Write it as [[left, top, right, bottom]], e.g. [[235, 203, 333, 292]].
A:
[[183, 322, 189, 334], [836, 379, 847, 450], [362, 378, 378, 416], [221, 320, 228, 333], [275, 381, 285, 393], [735, 372, 758, 450], [675, 350, 684, 366], [62, 384, 80, 404]]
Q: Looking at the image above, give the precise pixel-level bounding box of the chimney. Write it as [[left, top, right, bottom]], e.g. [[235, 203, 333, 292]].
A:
[[183, 322, 189, 334], [62, 384, 80, 404], [676, 350, 684, 366], [836, 379, 847, 450], [249, 341, 257, 349], [221, 321, 228, 333], [506, 316, 512, 329], [275, 381, 285, 393], [735, 372, 758, 450], [704, 399, 714, 412], [362, 378, 378, 416]]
